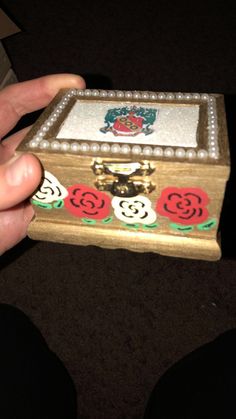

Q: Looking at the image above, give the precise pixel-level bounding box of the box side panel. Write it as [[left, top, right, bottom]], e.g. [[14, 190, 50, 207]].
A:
[[26, 153, 228, 260]]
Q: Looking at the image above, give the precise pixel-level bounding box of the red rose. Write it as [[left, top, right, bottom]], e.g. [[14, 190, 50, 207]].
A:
[[64, 184, 111, 219], [156, 187, 209, 225]]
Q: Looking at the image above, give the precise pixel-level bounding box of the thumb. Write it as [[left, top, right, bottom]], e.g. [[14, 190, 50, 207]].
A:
[[0, 154, 42, 211]]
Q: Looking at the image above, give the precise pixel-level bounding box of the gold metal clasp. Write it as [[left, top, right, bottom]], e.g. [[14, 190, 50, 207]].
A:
[[91, 160, 155, 197], [92, 160, 154, 177]]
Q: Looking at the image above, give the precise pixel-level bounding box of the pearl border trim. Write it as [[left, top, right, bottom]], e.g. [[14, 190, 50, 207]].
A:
[[28, 89, 219, 160]]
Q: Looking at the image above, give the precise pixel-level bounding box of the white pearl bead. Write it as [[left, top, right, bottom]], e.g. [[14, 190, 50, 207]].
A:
[[51, 141, 60, 150], [176, 93, 183, 99], [158, 93, 165, 99], [133, 92, 140, 99], [125, 91, 132, 98], [209, 122, 216, 128], [101, 143, 110, 153], [132, 145, 142, 155], [201, 94, 209, 100], [186, 149, 196, 159], [92, 90, 99, 96], [78, 90, 84, 96], [90, 143, 100, 153], [108, 91, 115, 97], [209, 117, 216, 124], [61, 142, 70, 151], [175, 148, 186, 158], [111, 144, 120, 153], [166, 93, 174, 100], [143, 146, 153, 156], [210, 145, 218, 152], [70, 142, 80, 152], [121, 144, 131, 154], [116, 91, 124, 98], [197, 149, 208, 159], [153, 147, 163, 156], [193, 93, 200, 99], [150, 93, 157, 100], [142, 92, 149, 99], [209, 151, 218, 159], [101, 90, 108, 97], [42, 125, 49, 132], [38, 131, 44, 137], [164, 147, 174, 157], [85, 90, 91, 96], [39, 140, 50, 149], [184, 93, 192, 100], [80, 143, 90, 152], [29, 140, 38, 148]]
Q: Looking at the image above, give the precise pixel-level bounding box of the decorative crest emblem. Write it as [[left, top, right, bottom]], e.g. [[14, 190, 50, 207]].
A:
[[100, 106, 157, 136]]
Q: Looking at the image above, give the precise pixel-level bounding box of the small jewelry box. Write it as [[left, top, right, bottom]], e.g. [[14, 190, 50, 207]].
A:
[[17, 89, 230, 260]]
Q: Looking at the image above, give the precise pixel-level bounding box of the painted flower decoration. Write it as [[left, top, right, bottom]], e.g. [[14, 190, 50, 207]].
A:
[[32, 171, 68, 203], [64, 184, 111, 219], [156, 187, 209, 225], [112, 196, 157, 225]]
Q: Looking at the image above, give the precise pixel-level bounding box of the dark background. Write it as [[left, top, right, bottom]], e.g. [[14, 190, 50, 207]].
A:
[[1, 1, 236, 418]]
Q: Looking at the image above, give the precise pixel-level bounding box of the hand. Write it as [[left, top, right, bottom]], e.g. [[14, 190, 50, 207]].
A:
[[0, 74, 85, 255]]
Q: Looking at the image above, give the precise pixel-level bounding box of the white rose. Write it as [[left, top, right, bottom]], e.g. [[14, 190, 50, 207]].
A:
[[112, 195, 157, 225], [32, 171, 68, 203]]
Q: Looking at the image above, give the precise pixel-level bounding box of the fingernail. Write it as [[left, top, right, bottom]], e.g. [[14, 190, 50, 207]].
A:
[[6, 155, 30, 187]]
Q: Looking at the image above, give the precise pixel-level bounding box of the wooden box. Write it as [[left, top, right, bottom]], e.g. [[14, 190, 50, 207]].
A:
[[17, 89, 230, 260]]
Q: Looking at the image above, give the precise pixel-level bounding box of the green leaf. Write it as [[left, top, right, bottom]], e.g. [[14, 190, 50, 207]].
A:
[[170, 223, 193, 233], [53, 199, 64, 209], [102, 216, 113, 224], [197, 219, 217, 231], [31, 199, 52, 209], [122, 223, 139, 230], [81, 218, 96, 225], [143, 223, 159, 230]]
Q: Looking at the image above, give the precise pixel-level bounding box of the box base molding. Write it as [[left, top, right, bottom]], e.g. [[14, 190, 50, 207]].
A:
[[28, 218, 221, 261]]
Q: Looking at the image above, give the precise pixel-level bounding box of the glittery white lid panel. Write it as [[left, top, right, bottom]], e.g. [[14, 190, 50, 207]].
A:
[[27, 89, 219, 161], [57, 101, 200, 148]]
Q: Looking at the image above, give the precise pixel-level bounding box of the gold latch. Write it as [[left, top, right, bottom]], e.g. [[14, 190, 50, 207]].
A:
[[91, 160, 155, 197]]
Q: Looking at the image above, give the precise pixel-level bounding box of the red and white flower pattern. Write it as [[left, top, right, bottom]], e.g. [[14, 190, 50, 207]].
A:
[[112, 196, 157, 225], [32, 171, 68, 203], [156, 187, 209, 225], [64, 184, 111, 219]]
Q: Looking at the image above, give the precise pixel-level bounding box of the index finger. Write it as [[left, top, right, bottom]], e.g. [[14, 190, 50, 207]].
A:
[[0, 73, 85, 139]]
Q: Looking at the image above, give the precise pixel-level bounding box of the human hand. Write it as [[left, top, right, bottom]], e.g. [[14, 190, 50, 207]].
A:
[[0, 74, 85, 255]]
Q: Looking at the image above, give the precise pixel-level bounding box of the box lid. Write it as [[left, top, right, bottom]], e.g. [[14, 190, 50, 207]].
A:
[[18, 88, 230, 173]]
